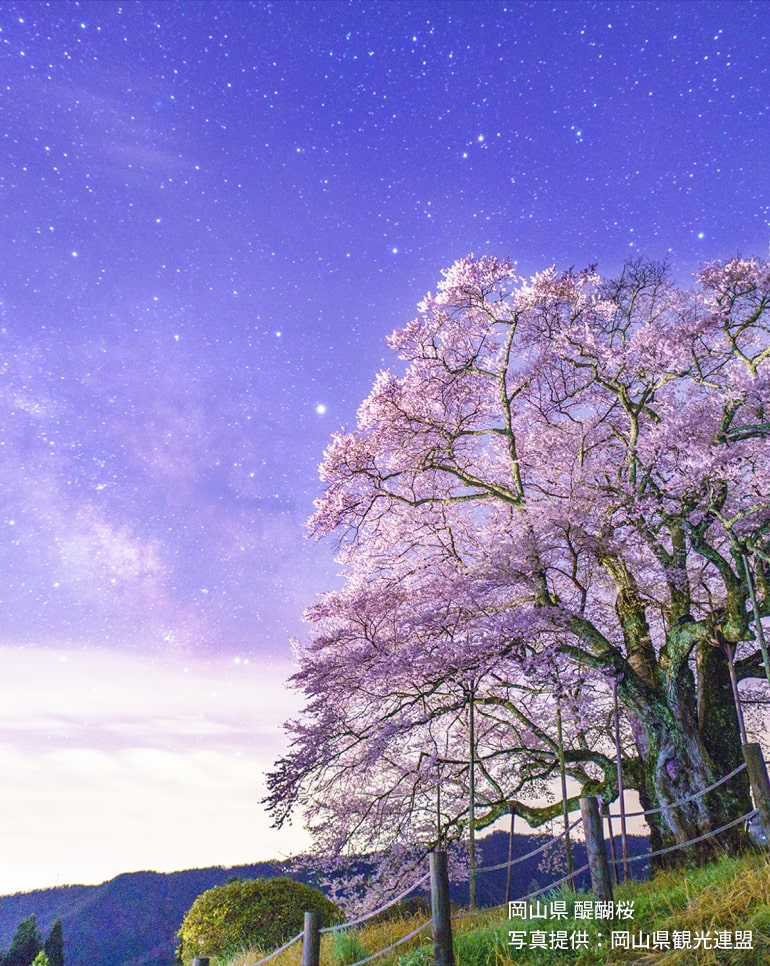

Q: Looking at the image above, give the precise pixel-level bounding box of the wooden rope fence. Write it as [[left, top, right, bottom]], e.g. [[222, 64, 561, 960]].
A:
[[250, 743, 770, 966], [619, 761, 748, 820], [613, 808, 758, 868], [471, 816, 583, 875], [451, 861, 592, 924], [319, 872, 431, 933], [339, 920, 433, 966], [583, 741, 770, 900]]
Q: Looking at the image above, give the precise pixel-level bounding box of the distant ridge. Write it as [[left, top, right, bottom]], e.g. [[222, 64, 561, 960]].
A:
[[0, 833, 649, 966], [0, 859, 292, 966]]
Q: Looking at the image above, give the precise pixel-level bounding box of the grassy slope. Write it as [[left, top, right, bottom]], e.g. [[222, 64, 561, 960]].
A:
[[221, 851, 770, 966]]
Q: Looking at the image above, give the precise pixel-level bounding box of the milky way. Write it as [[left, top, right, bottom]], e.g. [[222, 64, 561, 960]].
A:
[[1, 0, 768, 892]]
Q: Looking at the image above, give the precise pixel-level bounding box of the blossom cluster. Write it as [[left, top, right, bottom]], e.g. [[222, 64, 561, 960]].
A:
[[268, 254, 770, 900]]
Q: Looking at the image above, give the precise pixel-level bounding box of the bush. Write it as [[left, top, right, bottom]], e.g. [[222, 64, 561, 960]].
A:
[[177, 876, 342, 964], [331, 928, 368, 965]]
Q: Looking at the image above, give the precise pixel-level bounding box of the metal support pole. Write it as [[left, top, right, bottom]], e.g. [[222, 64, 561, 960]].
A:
[[725, 642, 749, 745], [600, 800, 619, 886], [556, 696, 575, 888], [468, 684, 476, 912], [505, 807, 515, 905], [742, 551, 770, 689], [743, 742, 770, 847], [613, 676, 630, 881]]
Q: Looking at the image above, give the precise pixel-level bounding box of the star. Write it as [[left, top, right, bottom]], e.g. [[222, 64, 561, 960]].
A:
[[2, 0, 768, 897]]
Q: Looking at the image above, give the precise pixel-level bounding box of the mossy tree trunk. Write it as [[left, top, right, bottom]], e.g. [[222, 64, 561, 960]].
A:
[[600, 554, 753, 868]]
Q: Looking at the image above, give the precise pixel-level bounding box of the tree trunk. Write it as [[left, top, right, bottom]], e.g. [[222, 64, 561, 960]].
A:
[[623, 655, 750, 868], [696, 640, 752, 805]]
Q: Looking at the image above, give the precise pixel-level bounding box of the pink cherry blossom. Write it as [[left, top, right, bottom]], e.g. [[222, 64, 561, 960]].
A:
[[267, 256, 770, 889]]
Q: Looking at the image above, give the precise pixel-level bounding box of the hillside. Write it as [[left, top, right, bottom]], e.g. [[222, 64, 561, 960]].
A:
[[0, 833, 649, 966], [0, 859, 291, 966]]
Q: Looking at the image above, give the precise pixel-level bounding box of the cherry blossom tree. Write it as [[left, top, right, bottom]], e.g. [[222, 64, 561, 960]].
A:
[[267, 255, 770, 873], [268, 560, 611, 896]]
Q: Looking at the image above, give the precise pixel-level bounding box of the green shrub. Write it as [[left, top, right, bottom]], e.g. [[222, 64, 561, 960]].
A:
[[176, 876, 342, 964]]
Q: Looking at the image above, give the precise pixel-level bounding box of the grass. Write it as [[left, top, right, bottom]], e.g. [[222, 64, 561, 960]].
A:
[[221, 851, 770, 966], [221, 913, 431, 966]]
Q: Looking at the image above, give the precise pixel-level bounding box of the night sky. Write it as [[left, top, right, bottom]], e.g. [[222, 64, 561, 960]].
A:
[[1, 0, 769, 894]]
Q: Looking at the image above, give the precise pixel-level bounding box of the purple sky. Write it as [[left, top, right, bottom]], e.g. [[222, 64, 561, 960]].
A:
[[1, 0, 768, 894]]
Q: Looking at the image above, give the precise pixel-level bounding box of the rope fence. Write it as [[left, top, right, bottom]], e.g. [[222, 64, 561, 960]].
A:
[[320, 872, 431, 933], [612, 808, 758, 867], [250, 918, 433, 966], [451, 861, 592, 924], [474, 815, 583, 875], [249, 746, 769, 966], [514, 862, 591, 904], [342, 919, 432, 966], [621, 762, 748, 820], [250, 930, 303, 966], [600, 758, 762, 878]]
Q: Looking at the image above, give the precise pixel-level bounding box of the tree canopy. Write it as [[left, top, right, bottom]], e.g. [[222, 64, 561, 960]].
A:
[[266, 255, 770, 885], [1, 916, 42, 966]]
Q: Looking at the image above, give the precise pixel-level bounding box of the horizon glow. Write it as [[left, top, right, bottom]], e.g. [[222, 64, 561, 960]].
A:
[[2, 0, 769, 895]]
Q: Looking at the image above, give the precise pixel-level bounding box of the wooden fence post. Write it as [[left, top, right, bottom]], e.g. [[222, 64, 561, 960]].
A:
[[580, 796, 613, 901], [743, 743, 770, 846], [301, 911, 320, 966], [430, 851, 455, 966]]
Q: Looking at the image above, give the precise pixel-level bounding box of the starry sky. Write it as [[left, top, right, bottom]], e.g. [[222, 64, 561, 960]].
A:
[[1, 0, 769, 895]]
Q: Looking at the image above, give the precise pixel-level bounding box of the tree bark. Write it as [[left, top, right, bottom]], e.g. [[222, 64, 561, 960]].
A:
[[623, 656, 749, 867]]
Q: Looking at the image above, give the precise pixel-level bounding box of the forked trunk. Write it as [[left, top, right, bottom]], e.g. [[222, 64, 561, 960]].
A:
[[625, 653, 751, 868]]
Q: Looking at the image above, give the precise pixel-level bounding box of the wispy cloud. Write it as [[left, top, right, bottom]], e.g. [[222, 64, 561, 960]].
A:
[[0, 646, 308, 893]]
